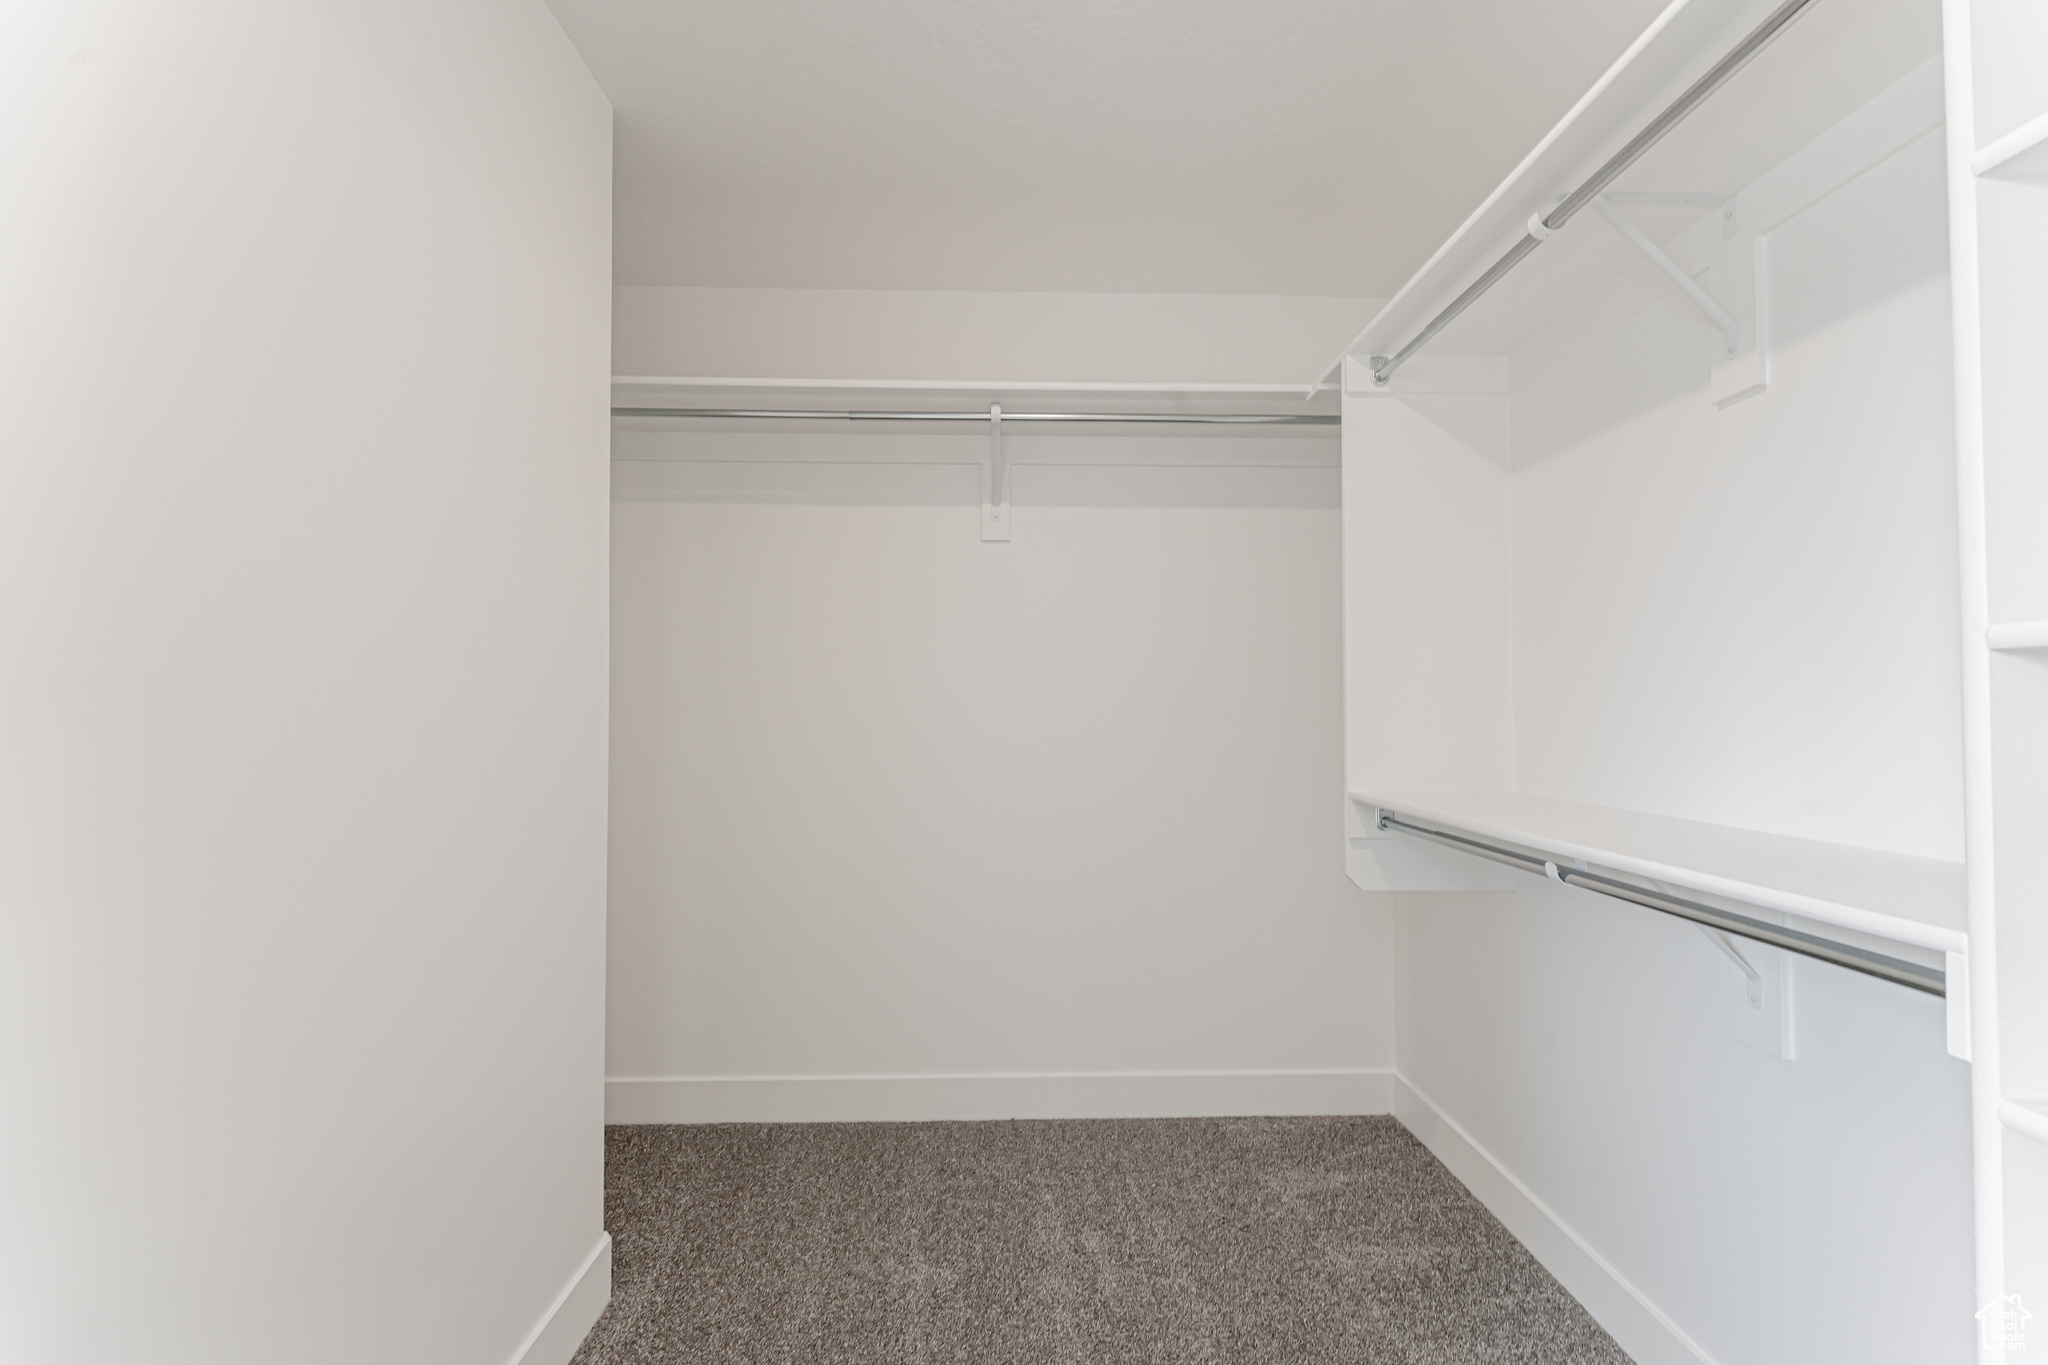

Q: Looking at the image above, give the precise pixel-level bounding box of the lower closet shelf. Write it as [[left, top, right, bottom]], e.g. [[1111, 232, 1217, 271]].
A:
[[1349, 790, 1967, 961]]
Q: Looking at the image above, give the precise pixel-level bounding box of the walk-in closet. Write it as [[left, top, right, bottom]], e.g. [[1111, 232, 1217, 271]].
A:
[[6, 0, 2042, 1361]]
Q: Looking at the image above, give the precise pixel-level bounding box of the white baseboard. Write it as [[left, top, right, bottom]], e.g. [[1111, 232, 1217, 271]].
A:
[[1390, 1075, 1716, 1365], [607, 1068, 1393, 1124], [505, 1232, 611, 1365]]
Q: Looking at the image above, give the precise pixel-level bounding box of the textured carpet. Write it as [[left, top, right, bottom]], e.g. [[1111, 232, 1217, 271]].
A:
[[569, 1116, 1629, 1365]]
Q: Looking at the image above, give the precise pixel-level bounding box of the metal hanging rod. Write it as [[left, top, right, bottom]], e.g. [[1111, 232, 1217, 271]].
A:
[[1375, 810, 1946, 996], [1369, 0, 1822, 387], [612, 407, 1340, 425]]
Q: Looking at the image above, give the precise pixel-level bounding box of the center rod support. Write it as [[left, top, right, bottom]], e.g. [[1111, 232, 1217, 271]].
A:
[[989, 402, 1005, 509]]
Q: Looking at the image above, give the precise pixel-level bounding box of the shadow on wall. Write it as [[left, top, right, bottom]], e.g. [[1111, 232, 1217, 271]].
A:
[[610, 433, 1341, 509]]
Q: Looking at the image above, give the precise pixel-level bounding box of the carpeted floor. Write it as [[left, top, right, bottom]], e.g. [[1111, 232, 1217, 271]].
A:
[[569, 1115, 1629, 1365]]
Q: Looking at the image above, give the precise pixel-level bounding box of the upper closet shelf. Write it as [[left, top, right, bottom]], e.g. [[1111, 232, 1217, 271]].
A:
[[1318, 0, 1942, 389], [1351, 789, 1966, 955], [613, 376, 1339, 416], [615, 376, 1328, 394]]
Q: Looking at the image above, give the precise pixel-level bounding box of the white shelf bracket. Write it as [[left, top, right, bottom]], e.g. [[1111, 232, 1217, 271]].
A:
[[1707, 231, 1769, 408], [980, 403, 1010, 543], [1601, 191, 1738, 242], [1700, 925, 1765, 1006], [1695, 922, 1793, 1060], [1591, 195, 1741, 359]]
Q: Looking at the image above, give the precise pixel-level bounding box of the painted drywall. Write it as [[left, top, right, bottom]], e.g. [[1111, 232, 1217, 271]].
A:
[[1398, 883, 1971, 1365], [1338, 392, 1515, 799], [612, 286, 1383, 385], [1349, 93, 1973, 1365], [607, 435, 1392, 1119], [0, 5, 612, 1365], [1512, 128, 1964, 861]]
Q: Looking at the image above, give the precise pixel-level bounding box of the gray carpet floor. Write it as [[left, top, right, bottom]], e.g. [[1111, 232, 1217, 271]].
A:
[[570, 1116, 1629, 1365]]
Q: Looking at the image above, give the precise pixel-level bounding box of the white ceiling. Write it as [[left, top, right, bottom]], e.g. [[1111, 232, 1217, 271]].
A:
[[546, 0, 1679, 297]]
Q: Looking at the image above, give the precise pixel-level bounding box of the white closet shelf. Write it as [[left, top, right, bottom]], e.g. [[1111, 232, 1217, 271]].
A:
[[1986, 621, 2048, 650], [1318, 0, 1941, 384], [1972, 107, 2048, 179], [614, 375, 1328, 394], [2002, 1100, 2048, 1146], [1350, 789, 1966, 954]]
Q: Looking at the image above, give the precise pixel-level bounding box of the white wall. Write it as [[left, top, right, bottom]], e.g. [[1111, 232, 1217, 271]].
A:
[[1339, 391, 1515, 798], [0, 5, 612, 1365], [614, 286, 1381, 383], [1398, 880, 1971, 1365], [607, 434, 1392, 1121], [1512, 129, 1965, 861], [1364, 113, 1973, 1365]]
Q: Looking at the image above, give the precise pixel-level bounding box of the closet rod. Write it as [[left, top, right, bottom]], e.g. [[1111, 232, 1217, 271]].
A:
[[1367, 0, 1821, 387], [1376, 811, 1947, 996], [613, 408, 1340, 425]]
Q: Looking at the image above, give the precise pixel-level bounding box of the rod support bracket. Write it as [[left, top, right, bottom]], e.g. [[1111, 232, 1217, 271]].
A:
[[1699, 925, 1766, 1006], [980, 403, 1010, 543], [1590, 195, 1740, 357]]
